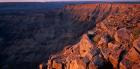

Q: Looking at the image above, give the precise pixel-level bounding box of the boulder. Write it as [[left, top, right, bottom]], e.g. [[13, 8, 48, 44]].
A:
[[114, 28, 131, 42], [79, 34, 93, 57], [47, 30, 139, 69]]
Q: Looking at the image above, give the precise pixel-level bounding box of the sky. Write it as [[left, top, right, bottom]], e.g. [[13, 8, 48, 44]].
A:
[[0, 0, 139, 2]]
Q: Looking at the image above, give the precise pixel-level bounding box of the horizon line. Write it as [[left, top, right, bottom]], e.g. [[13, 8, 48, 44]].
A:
[[0, 1, 140, 2], [0, 1, 140, 3]]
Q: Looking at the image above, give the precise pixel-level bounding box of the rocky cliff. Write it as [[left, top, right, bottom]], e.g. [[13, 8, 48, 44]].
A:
[[46, 4, 140, 69], [0, 3, 139, 69]]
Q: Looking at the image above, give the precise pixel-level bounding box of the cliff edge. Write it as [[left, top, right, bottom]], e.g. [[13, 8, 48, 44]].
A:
[[46, 4, 140, 69]]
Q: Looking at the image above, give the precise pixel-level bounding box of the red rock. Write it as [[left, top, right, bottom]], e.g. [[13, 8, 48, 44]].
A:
[[89, 62, 97, 69], [100, 22, 109, 32], [114, 28, 131, 42], [109, 55, 118, 69], [132, 63, 140, 69], [120, 47, 140, 69], [79, 34, 93, 57], [137, 23, 140, 28], [69, 60, 78, 69], [108, 42, 114, 49], [98, 37, 108, 45], [126, 47, 140, 62], [39, 64, 43, 69], [120, 58, 130, 69], [77, 59, 86, 69], [109, 46, 125, 69], [133, 37, 140, 52], [66, 59, 87, 69], [52, 60, 62, 69], [98, 33, 112, 46]]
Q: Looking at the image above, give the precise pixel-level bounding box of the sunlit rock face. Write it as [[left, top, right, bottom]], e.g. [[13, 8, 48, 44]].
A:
[[0, 2, 139, 69], [47, 34, 111, 69], [46, 4, 140, 69]]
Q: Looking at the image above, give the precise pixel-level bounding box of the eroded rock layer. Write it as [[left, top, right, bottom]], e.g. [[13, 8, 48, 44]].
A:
[[46, 4, 140, 69]]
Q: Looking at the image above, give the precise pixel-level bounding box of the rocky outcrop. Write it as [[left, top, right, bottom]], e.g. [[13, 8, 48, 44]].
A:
[[46, 4, 140, 69], [64, 4, 140, 22], [47, 34, 113, 69], [0, 2, 139, 69], [47, 30, 140, 69], [114, 28, 132, 43]]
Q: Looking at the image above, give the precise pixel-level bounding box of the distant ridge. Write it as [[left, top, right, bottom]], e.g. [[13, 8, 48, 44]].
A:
[[0, 1, 139, 12]]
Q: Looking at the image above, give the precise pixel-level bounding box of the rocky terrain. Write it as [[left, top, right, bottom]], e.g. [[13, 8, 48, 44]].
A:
[[46, 4, 140, 69], [0, 3, 139, 69]]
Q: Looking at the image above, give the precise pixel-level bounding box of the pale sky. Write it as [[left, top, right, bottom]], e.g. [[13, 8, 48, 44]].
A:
[[0, 0, 139, 2]]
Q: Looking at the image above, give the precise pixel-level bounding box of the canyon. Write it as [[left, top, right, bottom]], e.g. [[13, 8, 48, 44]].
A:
[[0, 3, 139, 69], [46, 4, 140, 69]]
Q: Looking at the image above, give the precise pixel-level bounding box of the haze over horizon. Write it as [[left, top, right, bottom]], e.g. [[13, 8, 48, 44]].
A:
[[0, 0, 139, 2]]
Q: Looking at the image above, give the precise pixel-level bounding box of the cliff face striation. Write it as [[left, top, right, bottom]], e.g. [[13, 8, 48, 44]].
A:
[[46, 4, 140, 69]]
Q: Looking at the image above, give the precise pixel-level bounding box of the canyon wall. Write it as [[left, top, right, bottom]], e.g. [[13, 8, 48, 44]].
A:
[[0, 3, 139, 69], [46, 4, 140, 69]]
